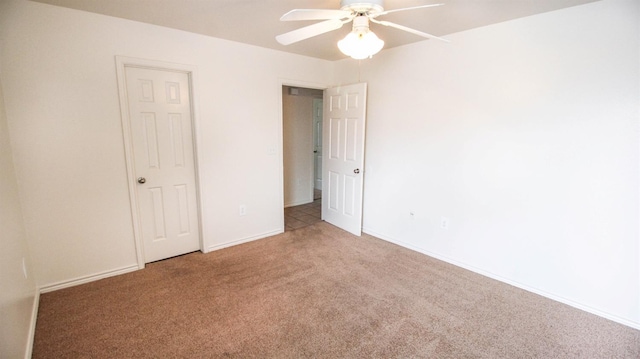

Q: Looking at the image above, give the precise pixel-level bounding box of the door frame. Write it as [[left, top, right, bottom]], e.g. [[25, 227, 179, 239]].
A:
[[116, 56, 205, 269], [312, 97, 323, 192], [277, 79, 328, 231]]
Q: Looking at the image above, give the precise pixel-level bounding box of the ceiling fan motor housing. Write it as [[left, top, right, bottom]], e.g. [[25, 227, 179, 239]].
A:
[[340, 0, 384, 14], [352, 15, 371, 31]]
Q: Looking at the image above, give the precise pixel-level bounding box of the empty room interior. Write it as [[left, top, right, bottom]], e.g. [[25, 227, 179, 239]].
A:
[[1, 0, 639, 357]]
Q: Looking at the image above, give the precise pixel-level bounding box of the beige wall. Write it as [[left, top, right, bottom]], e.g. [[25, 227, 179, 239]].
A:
[[0, 0, 332, 290], [336, 0, 640, 328], [0, 73, 38, 357]]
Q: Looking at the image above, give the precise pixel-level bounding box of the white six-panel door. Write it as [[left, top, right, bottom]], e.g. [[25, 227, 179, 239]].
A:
[[124, 67, 200, 263], [322, 83, 367, 236]]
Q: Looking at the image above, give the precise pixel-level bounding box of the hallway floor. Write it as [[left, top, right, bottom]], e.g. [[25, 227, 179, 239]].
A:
[[284, 199, 321, 231]]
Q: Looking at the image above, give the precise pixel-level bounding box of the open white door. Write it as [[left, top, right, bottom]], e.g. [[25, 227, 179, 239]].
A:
[[322, 83, 367, 236]]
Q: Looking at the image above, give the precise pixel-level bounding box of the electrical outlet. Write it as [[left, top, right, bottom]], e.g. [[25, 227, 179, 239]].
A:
[[440, 216, 449, 230], [239, 205, 247, 216]]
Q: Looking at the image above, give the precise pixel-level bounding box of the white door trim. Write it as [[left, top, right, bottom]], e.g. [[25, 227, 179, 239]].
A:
[[277, 79, 328, 232], [312, 98, 323, 192], [115, 56, 205, 268]]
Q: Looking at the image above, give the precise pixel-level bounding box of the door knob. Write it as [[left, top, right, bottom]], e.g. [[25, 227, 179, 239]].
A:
[[354, 169, 360, 174], [137, 177, 146, 184]]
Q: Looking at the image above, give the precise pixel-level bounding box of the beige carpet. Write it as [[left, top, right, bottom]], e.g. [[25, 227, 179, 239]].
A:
[[33, 222, 640, 358]]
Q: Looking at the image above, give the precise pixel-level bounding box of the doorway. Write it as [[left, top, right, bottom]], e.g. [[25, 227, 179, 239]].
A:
[[282, 85, 323, 231]]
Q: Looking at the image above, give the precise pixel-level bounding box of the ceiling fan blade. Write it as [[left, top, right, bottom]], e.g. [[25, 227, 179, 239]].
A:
[[280, 9, 352, 21], [276, 19, 345, 46], [370, 19, 450, 43], [372, 3, 444, 17]]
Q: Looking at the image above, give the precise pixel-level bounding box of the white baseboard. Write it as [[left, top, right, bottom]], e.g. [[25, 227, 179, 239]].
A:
[[25, 289, 40, 359], [39, 264, 140, 294], [284, 198, 313, 208], [206, 229, 283, 252], [363, 227, 640, 331]]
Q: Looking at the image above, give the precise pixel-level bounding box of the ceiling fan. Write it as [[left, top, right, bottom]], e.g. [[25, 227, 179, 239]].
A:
[[276, 0, 449, 59]]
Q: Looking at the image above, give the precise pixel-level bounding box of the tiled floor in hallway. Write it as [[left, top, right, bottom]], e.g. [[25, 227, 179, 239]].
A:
[[284, 199, 321, 231]]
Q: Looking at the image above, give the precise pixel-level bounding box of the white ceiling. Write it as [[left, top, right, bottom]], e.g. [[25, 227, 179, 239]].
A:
[[31, 0, 598, 61]]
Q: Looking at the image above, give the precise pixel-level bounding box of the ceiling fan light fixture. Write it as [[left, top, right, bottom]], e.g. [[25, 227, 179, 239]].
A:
[[338, 16, 384, 59], [277, 1, 448, 57], [338, 30, 384, 59]]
